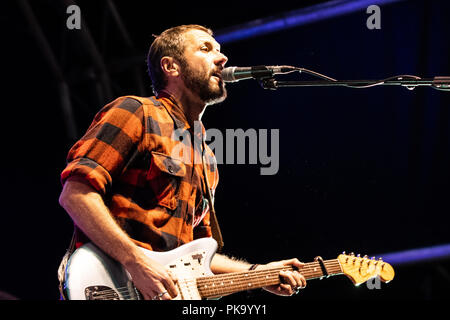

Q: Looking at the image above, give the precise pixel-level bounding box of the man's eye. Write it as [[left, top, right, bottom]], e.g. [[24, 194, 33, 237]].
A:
[[201, 46, 209, 52]]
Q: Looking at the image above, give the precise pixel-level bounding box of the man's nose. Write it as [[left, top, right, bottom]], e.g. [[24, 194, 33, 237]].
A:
[[215, 51, 228, 67]]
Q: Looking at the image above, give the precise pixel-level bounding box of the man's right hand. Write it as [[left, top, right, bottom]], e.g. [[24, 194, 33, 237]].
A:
[[125, 254, 179, 300]]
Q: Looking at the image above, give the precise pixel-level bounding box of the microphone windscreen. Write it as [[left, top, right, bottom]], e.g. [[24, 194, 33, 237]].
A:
[[221, 67, 237, 82]]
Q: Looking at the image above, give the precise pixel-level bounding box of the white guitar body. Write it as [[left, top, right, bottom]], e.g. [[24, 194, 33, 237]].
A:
[[64, 237, 218, 300]]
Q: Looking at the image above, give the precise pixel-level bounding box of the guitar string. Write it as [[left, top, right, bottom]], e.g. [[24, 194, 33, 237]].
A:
[[196, 262, 381, 296], [90, 261, 342, 296], [93, 266, 337, 300], [91, 266, 374, 300], [91, 272, 331, 300], [198, 264, 343, 282], [196, 264, 381, 297], [89, 259, 383, 300], [89, 262, 345, 299], [198, 271, 383, 297], [195, 264, 344, 295], [195, 262, 343, 283], [91, 261, 344, 294], [93, 266, 342, 300]]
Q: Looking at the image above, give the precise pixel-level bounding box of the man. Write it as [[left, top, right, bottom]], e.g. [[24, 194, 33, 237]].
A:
[[59, 24, 306, 300]]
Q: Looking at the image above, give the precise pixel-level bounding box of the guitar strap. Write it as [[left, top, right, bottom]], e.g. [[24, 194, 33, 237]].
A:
[[57, 228, 77, 300], [201, 140, 224, 252]]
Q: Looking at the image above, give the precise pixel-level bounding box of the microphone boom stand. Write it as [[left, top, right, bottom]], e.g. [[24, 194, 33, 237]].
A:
[[257, 75, 450, 92]]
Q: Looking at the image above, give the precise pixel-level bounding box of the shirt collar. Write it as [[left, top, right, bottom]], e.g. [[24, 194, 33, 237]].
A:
[[157, 91, 207, 142], [157, 90, 190, 130]]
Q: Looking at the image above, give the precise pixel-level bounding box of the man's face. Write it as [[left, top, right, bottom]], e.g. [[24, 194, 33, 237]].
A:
[[179, 29, 228, 105]]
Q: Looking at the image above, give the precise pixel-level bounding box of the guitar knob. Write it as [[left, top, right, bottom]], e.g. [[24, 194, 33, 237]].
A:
[[342, 251, 346, 255], [350, 252, 355, 256], [357, 254, 361, 258], [363, 255, 368, 259]]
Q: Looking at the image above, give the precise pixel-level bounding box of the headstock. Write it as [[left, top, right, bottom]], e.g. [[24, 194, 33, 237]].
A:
[[337, 253, 395, 286]]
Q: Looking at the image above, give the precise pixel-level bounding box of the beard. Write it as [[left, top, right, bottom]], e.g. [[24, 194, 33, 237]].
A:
[[180, 61, 227, 105]]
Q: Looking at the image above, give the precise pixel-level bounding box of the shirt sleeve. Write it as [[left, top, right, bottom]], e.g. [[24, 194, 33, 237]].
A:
[[61, 97, 144, 196]]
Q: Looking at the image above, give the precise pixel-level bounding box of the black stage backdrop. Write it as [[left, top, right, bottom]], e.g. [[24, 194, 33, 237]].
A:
[[0, 0, 449, 303]]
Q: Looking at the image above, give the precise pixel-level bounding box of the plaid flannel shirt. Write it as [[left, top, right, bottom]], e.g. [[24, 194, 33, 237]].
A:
[[61, 92, 219, 252]]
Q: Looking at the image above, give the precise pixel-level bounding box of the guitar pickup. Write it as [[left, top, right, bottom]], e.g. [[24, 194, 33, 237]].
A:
[[191, 253, 203, 264]]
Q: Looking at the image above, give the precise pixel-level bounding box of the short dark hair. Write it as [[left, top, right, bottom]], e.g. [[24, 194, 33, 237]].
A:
[[146, 24, 213, 96]]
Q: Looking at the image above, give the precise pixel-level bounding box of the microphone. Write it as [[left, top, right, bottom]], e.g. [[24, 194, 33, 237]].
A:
[[221, 65, 298, 83]]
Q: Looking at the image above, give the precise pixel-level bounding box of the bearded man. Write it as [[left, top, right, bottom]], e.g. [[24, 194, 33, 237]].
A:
[[59, 24, 306, 300]]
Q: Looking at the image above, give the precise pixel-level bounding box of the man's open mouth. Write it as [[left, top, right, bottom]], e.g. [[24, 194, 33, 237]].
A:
[[211, 71, 222, 81]]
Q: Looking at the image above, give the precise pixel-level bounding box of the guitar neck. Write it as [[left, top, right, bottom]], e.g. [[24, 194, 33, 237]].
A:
[[197, 259, 343, 299]]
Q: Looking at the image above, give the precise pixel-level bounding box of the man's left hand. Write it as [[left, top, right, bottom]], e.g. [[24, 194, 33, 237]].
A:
[[257, 258, 307, 296]]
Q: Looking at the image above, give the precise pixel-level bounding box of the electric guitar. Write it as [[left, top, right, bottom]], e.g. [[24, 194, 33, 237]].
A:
[[63, 238, 395, 300]]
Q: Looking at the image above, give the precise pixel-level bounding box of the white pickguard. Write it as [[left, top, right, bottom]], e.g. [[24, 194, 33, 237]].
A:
[[64, 238, 218, 300]]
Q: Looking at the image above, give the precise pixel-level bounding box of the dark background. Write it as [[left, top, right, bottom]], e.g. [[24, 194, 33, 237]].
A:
[[1, 0, 449, 303]]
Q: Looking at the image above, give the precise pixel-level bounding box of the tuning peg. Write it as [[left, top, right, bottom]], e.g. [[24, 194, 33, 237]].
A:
[[361, 254, 370, 266]]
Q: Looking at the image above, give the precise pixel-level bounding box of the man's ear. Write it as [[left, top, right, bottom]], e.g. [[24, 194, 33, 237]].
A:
[[160, 56, 180, 78]]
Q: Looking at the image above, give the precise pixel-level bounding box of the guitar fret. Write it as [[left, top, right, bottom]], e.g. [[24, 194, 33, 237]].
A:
[[197, 259, 343, 298]]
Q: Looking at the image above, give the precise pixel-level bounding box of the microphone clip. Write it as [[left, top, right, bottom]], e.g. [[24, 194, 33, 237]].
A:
[[258, 78, 278, 90]]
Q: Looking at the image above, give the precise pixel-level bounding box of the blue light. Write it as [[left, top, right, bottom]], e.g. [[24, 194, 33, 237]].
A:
[[375, 243, 450, 266], [215, 0, 406, 44]]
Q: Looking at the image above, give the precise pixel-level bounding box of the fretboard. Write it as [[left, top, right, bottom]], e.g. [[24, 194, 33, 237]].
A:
[[196, 259, 343, 299]]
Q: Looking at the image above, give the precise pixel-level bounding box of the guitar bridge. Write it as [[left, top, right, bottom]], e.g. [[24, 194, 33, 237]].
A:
[[85, 286, 120, 300]]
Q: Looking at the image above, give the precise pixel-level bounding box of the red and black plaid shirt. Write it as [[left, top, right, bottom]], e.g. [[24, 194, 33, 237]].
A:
[[61, 92, 219, 251]]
